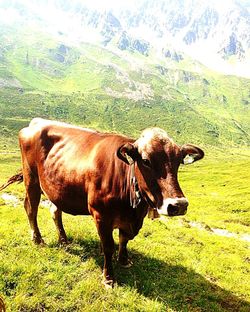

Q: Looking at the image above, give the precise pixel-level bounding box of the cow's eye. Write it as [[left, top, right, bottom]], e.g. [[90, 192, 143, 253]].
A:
[[142, 158, 151, 168]]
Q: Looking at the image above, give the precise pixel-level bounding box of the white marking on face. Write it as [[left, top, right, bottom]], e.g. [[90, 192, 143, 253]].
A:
[[157, 197, 189, 215], [136, 128, 172, 157]]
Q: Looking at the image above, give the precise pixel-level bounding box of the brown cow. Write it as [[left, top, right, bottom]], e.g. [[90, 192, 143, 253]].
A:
[[1, 118, 204, 287]]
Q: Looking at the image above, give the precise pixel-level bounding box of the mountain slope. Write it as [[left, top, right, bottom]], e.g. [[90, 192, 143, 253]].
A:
[[0, 23, 249, 149], [0, 1, 249, 149], [0, 0, 249, 77]]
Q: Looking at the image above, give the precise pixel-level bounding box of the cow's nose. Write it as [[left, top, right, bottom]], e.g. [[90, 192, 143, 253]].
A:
[[157, 197, 189, 216]]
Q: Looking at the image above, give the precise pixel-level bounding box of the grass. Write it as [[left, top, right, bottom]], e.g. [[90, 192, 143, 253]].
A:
[[179, 148, 250, 234], [0, 20, 249, 311], [0, 149, 249, 311]]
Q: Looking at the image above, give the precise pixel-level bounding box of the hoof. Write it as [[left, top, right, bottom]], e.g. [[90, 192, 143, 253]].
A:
[[33, 237, 45, 245], [102, 278, 114, 289], [119, 258, 133, 268], [59, 238, 68, 246], [101, 273, 114, 289]]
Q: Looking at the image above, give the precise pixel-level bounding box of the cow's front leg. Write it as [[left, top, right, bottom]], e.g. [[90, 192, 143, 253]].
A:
[[95, 219, 115, 288], [118, 229, 133, 268]]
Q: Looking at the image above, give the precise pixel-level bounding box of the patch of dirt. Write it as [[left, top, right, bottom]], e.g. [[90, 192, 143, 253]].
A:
[[1, 193, 20, 207], [105, 63, 154, 101], [105, 81, 153, 101], [178, 218, 250, 243], [1, 193, 54, 210], [0, 78, 22, 88]]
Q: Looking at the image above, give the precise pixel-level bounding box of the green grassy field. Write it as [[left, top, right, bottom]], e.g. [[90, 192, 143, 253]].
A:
[[0, 148, 249, 312], [0, 21, 250, 312]]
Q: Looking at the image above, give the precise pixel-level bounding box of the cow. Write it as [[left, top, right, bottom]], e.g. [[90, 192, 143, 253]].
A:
[[0, 118, 204, 288]]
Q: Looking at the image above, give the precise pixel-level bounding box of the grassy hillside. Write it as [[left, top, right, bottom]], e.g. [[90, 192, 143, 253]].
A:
[[0, 26, 249, 149], [0, 150, 249, 311], [0, 22, 250, 312]]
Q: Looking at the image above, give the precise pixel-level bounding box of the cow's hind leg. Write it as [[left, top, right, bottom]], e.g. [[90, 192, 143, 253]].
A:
[[24, 182, 44, 245], [50, 205, 68, 244], [118, 229, 133, 268], [95, 218, 115, 288]]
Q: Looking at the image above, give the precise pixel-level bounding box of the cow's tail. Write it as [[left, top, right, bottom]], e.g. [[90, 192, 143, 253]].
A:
[[0, 170, 23, 191]]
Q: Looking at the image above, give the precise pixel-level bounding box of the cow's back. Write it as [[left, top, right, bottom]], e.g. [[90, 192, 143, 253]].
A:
[[19, 118, 131, 215], [19, 118, 97, 165]]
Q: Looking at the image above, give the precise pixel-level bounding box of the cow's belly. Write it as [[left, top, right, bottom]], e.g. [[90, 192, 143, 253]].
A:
[[57, 201, 90, 216], [40, 179, 90, 215]]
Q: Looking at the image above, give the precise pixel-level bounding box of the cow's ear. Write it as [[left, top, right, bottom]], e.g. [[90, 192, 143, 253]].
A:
[[117, 143, 138, 165], [181, 144, 204, 165]]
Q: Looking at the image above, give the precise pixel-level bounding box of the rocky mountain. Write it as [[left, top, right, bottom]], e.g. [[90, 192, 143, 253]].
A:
[[0, 0, 249, 77], [0, 0, 249, 149]]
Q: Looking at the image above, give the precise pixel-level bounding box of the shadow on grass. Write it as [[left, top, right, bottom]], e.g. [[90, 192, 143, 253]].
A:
[[62, 237, 250, 312]]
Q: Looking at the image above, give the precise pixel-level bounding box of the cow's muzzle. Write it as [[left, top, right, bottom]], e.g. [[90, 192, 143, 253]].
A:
[[157, 197, 189, 216]]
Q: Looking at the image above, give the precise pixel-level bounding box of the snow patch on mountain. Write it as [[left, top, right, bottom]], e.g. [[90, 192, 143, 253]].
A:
[[0, 0, 249, 77]]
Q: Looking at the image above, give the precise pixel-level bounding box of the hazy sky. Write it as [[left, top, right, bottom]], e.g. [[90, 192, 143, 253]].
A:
[[80, 0, 217, 10], [1, 0, 249, 15], [75, 0, 250, 10], [81, 0, 137, 9]]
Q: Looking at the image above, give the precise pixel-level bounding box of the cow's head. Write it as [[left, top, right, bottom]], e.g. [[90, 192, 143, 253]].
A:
[[117, 128, 204, 216]]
